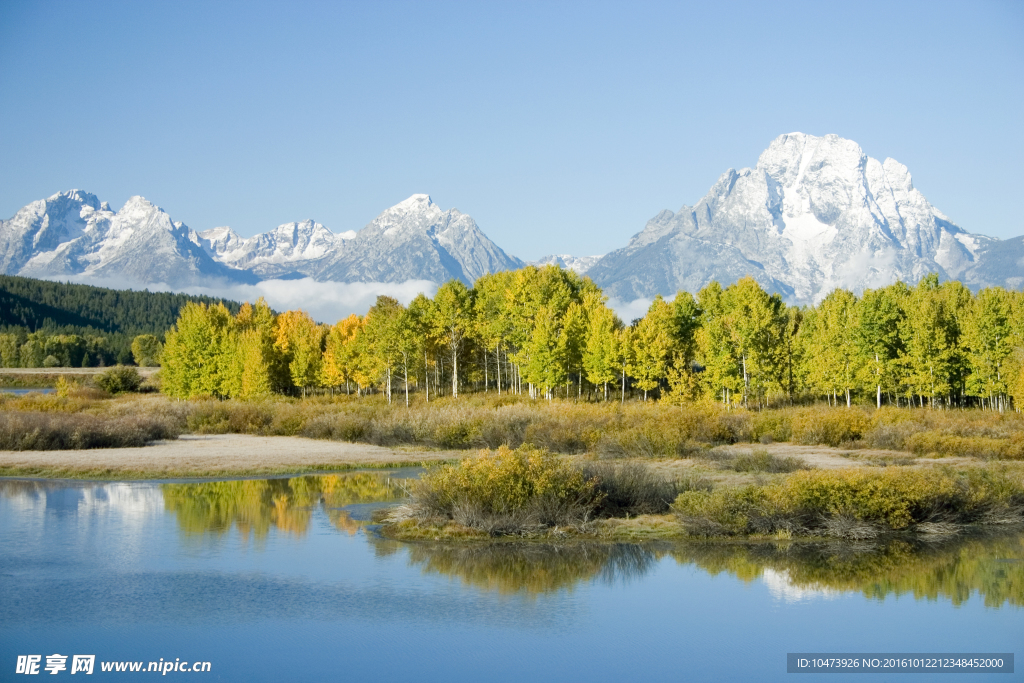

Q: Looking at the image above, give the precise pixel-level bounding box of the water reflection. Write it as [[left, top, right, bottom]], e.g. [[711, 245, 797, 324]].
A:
[[384, 541, 660, 596], [671, 535, 1024, 607], [2, 477, 1021, 607], [161, 472, 405, 538]]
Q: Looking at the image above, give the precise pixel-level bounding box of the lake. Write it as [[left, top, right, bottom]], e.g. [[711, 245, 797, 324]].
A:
[[0, 388, 56, 395], [1, 472, 1021, 681]]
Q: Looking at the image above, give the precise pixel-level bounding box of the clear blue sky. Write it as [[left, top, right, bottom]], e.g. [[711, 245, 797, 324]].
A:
[[1, 0, 1021, 260]]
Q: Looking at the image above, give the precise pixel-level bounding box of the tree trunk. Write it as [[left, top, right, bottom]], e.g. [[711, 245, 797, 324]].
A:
[[452, 347, 458, 398]]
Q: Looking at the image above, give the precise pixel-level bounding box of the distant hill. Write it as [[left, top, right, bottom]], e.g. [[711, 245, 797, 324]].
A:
[[0, 274, 243, 338]]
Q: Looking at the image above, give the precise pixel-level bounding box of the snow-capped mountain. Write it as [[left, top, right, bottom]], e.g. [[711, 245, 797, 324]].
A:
[[528, 254, 603, 275], [196, 220, 356, 279], [309, 194, 523, 284], [587, 133, 1005, 304], [3, 137, 1020, 301], [0, 191, 521, 289], [0, 190, 253, 287]]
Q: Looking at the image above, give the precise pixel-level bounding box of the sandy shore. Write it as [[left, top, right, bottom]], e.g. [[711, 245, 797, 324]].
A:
[[0, 434, 466, 478]]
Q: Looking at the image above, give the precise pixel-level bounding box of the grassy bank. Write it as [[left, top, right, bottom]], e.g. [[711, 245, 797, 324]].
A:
[[5, 390, 1024, 458], [0, 459, 432, 481], [378, 445, 1024, 541]]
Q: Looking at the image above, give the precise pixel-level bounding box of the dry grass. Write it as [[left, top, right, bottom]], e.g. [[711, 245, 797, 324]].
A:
[[672, 464, 1024, 539], [0, 410, 178, 450]]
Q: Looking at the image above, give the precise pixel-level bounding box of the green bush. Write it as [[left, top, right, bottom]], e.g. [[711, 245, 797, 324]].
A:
[[95, 365, 143, 394], [409, 446, 602, 534]]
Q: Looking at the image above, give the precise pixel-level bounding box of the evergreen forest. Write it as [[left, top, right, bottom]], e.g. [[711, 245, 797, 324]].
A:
[[0, 275, 242, 367]]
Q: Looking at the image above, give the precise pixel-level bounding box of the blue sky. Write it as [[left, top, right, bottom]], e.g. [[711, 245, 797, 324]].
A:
[[1, 0, 1021, 260]]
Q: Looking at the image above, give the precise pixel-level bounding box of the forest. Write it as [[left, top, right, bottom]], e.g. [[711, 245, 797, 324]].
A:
[[158, 265, 1024, 411], [0, 275, 241, 367]]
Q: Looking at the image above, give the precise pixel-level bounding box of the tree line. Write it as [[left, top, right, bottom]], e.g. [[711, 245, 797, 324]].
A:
[[0, 328, 163, 368], [0, 274, 240, 368], [159, 266, 1024, 410]]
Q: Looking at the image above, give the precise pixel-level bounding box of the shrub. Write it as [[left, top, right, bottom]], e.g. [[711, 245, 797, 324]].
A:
[[0, 411, 179, 450], [791, 407, 870, 446], [54, 376, 78, 399], [672, 466, 1024, 538], [732, 449, 809, 473], [583, 462, 680, 517], [750, 411, 793, 443], [301, 412, 370, 441], [903, 433, 1024, 460], [95, 365, 143, 394], [409, 446, 602, 534], [479, 404, 536, 448]]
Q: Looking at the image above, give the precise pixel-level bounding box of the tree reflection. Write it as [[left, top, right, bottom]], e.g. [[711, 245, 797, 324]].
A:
[[387, 541, 660, 596], [671, 533, 1024, 607], [161, 472, 403, 538]]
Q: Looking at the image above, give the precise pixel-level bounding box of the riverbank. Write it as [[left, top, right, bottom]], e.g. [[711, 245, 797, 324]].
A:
[[376, 446, 1024, 543], [0, 434, 463, 479]]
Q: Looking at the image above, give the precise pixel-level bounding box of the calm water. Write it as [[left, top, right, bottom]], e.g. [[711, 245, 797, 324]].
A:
[[1, 473, 1021, 682], [0, 388, 56, 395]]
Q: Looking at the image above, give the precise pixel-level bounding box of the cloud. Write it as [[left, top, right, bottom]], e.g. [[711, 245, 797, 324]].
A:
[[58, 275, 438, 323], [186, 278, 439, 322], [606, 295, 675, 324]]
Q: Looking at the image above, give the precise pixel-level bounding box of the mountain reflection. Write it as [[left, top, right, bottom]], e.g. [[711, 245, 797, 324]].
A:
[[161, 472, 404, 537], [672, 534, 1024, 608]]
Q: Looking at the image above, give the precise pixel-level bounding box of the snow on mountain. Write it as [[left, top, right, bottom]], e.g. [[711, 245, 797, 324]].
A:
[[587, 133, 1002, 304], [197, 219, 347, 279], [311, 194, 523, 284], [4, 143, 1019, 302], [0, 190, 254, 287], [528, 254, 603, 274], [1, 191, 522, 290]]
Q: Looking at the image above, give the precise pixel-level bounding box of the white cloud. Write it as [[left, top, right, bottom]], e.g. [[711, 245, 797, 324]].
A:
[[182, 278, 439, 323], [606, 295, 676, 324], [58, 275, 437, 323]]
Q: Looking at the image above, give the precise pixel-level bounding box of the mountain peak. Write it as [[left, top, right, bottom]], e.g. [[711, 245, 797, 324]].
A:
[[587, 132, 1007, 304], [391, 194, 434, 212]]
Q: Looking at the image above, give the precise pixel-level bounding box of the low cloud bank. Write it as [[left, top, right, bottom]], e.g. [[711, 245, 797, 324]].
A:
[[60, 275, 437, 324], [606, 296, 675, 324], [54, 273, 666, 328]]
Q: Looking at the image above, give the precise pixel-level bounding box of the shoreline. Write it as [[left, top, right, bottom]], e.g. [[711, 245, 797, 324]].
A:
[[0, 433, 465, 480]]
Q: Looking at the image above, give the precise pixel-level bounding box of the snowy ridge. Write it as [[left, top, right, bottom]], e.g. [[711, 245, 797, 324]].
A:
[[0, 192, 521, 289], [2, 135, 1021, 298], [0, 190, 253, 287], [587, 132, 1006, 304], [528, 254, 603, 275]]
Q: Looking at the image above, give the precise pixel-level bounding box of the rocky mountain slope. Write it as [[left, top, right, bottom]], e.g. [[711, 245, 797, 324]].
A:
[[2, 135, 1020, 300], [1, 192, 521, 288], [528, 254, 603, 275], [586, 132, 1010, 304], [0, 191, 253, 287]]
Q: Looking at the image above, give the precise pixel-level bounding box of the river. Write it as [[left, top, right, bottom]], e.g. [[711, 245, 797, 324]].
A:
[[1, 472, 1020, 681]]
